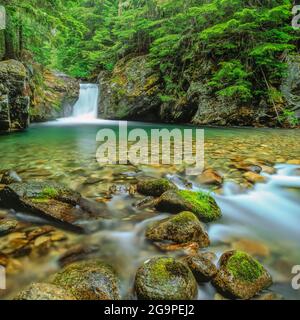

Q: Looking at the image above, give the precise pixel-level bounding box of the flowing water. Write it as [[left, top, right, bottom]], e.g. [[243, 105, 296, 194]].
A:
[[0, 84, 300, 300], [70, 83, 99, 120]]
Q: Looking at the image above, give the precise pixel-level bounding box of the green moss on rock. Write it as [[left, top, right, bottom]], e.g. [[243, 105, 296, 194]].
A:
[[212, 250, 273, 299], [137, 178, 177, 197], [226, 251, 264, 283], [135, 257, 198, 300], [52, 260, 120, 300], [155, 190, 222, 222]]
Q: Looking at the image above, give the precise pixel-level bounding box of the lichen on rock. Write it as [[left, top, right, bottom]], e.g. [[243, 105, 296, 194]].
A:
[[155, 190, 222, 222]]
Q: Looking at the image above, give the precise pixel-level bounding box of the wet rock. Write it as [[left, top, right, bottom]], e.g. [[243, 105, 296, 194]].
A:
[[213, 251, 272, 299], [58, 244, 101, 267], [52, 260, 120, 300], [255, 292, 284, 300], [260, 165, 277, 175], [154, 242, 199, 255], [182, 254, 217, 282], [232, 163, 262, 174], [146, 211, 210, 248], [196, 169, 223, 186], [0, 219, 18, 236], [155, 190, 222, 222], [135, 257, 198, 300], [0, 181, 101, 231], [0, 253, 23, 275], [243, 172, 266, 184], [15, 283, 76, 300], [137, 178, 177, 197], [0, 171, 22, 184]]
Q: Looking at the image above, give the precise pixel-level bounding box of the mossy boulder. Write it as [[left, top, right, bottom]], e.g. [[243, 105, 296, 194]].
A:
[[52, 260, 121, 300], [182, 254, 217, 282], [212, 251, 272, 299], [0, 181, 99, 231], [15, 283, 76, 300], [137, 178, 177, 197], [146, 212, 210, 248], [135, 257, 198, 300], [155, 190, 222, 222]]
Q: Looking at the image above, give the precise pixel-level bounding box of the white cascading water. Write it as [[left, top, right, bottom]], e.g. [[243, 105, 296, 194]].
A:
[[54, 83, 100, 124], [72, 83, 99, 119]]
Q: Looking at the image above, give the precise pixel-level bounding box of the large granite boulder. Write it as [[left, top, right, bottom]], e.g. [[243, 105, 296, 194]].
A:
[[98, 55, 161, 121], [212, 251, 273, 299]]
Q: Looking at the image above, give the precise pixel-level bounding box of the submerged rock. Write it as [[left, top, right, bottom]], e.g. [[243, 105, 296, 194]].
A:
[[155, 190, 222, 222], [135, 257, 198, 300], [146, 211, 210, 248], [182, 254, 217, 282], [0, 171, 22, 184], [15, 283, 76, 300], [0, 219, 18, 236], [243, 172, 266, 184], [52, 260, 120, 300], [196, 169, 223, 186], [0, 181, 101, 231], [137, 178, 177, 197], [213, 251, 272, 299]]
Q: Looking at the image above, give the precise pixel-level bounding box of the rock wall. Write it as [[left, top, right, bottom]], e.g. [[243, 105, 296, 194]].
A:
[[98, 55, 161, 121], [0, 57, 79, 133], [0, 59, 29, 133], [98, 54, 300, 127], [29, 67, 79, 122], [281, 54, 300, 119]]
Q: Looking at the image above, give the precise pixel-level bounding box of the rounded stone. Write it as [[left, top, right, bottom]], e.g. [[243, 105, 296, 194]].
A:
[[135, 257, 198, 300]]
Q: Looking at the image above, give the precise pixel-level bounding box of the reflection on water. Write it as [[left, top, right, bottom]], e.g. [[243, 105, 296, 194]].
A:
[[0, 122, 300, 299]]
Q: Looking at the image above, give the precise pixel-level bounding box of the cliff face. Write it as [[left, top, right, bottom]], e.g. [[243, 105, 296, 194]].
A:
[[0, 58, 79, 133], [281, 55, 300, 119], [29, 67, 79, 122], [0, 60, 29, 133], [98, 55, 161, 121], [98, 55, 300, 127]]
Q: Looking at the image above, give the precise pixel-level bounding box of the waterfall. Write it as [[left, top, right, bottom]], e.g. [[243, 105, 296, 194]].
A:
[[72, 83, 99, 120]]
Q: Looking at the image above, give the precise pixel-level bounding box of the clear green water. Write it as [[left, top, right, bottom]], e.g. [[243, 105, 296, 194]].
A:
[[0, 121, 300, 300]]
